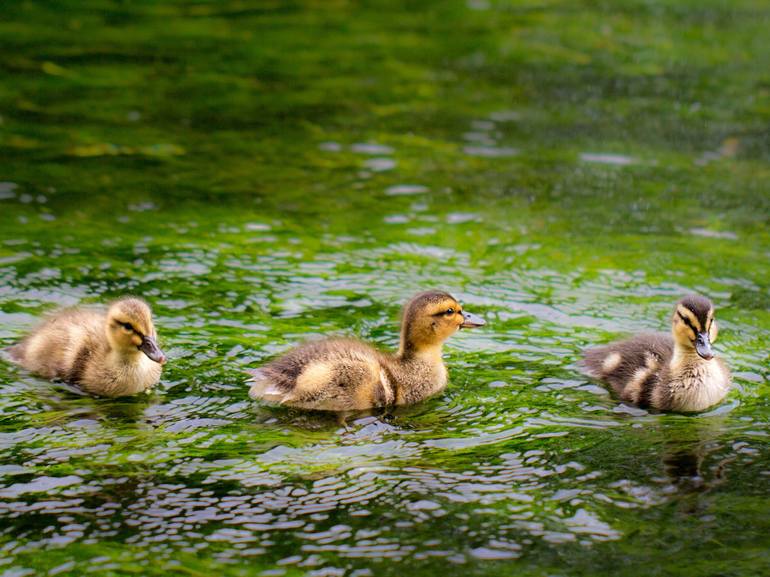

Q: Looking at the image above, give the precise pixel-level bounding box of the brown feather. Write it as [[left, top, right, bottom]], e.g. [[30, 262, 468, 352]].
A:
[[249, 291, 483, 411], [7, 299, 164, 397], [582, 295, 731, 412]]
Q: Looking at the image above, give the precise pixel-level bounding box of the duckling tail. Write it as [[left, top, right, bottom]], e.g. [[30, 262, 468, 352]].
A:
[[246, 368, 287, 404], [245, 369, 267, 396], [580, 346, 615, 379], [3, 344, 24, 363]]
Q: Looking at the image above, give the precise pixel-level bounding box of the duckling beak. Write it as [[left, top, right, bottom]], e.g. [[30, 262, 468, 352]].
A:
[[460, 311, 486, 329], [139, 335, 167, 365], [695, 332, 714, 360]]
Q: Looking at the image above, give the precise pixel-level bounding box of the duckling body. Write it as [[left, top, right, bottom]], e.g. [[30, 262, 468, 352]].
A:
[[248, 291, 484, 411], [7, 297, 166, 397], [582, 295, 731, 412]]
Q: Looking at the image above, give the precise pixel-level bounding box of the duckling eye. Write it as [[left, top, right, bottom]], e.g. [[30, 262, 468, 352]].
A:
[[445, 308, 455, 316], [120, 322, 134, 332]]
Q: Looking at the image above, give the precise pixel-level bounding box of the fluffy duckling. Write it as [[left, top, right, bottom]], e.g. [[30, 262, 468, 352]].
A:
[[582, 295, 731, 412], [6, 297, 166, 397], [248, 290, 485, 411]]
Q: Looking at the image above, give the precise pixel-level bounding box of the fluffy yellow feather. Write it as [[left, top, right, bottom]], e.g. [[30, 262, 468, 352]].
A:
[[7, 297, 166, 397], [248, 291, 485, 411]]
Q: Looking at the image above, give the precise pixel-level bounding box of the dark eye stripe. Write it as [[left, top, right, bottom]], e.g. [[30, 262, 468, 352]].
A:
[[433, 308, 456, 317], [677, 311, 698, 334]]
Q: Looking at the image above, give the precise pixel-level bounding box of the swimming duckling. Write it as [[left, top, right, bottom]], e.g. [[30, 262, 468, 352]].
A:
[[6, 297, 166, 397], [582, 295, 731, 412], [248, 290, 485, 411]]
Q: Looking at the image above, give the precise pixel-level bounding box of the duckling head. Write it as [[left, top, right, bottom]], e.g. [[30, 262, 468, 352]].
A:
[[106, 297, 166, 364], [671, 295, 718, 360], [398, 290, 485, 357]]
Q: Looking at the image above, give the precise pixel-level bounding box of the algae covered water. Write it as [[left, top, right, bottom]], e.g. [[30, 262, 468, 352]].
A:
[[1, 1, 769, 575]]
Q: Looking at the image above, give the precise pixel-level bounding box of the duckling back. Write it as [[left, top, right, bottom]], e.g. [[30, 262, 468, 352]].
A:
[[249, 338, 395, 411], [582, 332, 674, 408], [9, 308, 106, 383]]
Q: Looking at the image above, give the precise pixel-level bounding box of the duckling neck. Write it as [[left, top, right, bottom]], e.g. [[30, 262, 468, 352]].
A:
[[670, 343, 707, 371], [389, 343, 447, 405], [397, 341, 444, 363], [668, 342, 719, 392], [666, 342, 728, 412]]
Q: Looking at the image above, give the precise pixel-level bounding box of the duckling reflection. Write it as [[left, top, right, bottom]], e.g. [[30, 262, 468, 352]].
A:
[[582, 295, 731, 412], [6, 297, 166, 397], [659, 417, 733, 498], [248, 290, 485, 411], [23, 379, 158, 424]]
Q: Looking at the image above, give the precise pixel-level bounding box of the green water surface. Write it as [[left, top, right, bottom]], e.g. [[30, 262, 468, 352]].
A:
[[1, 1, 769, 576]]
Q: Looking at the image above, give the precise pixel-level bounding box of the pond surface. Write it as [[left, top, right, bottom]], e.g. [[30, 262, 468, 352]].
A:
[[1, 1, 769, 575]]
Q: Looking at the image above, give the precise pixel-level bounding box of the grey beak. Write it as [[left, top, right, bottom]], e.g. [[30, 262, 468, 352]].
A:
[[139, 335, 167, 365], [460, 311, 486, 329], [695, 332, 713, 360]]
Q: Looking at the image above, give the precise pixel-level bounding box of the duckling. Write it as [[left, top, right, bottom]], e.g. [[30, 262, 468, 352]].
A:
[[582, 295, 731, 412], [247, 290, 485, 411], [6, 297, 166, 397]]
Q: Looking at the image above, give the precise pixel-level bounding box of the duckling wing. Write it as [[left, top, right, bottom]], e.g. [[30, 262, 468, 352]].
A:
[[248, 338, 387, 410], [12, 308, 105, 382], [582, 332, 673, 405]]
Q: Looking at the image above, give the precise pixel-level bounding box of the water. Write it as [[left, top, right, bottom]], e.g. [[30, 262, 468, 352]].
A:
[[1, 1, 769, 575]]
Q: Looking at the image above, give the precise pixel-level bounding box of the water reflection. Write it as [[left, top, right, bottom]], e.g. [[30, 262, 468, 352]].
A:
[[0, 363, 767, 574], [658, 418, 733, 497], [1, 416, 638, 564], [579, 153, 637, 166]]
